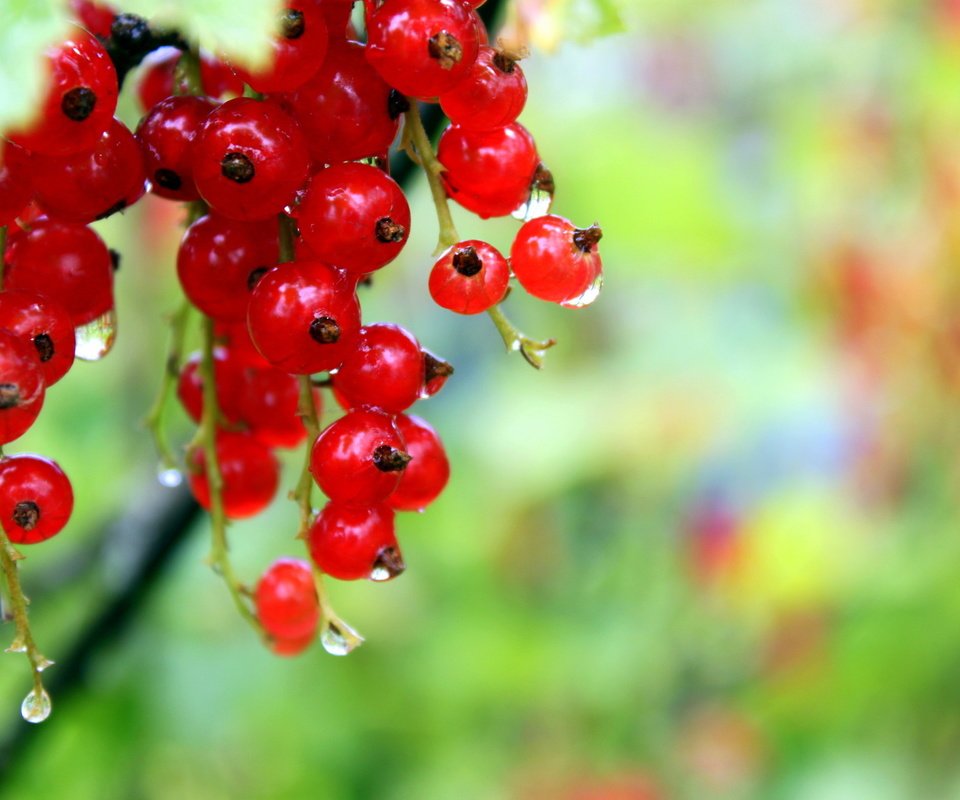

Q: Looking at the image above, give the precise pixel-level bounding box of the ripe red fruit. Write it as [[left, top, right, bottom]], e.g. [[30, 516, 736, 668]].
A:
[[390, 414, 449, 511], [4, 220, 114, 326], [0, 455, 73, 545], [438, 46, 527, 131], [308, 502, 403, 581], [187, 432, 280, 519], [177, 213, 279, 321], [271, 631, 316, 656], [7, 26, 118, 156], [191, 98, 310, 221], [0, 291, 76, 386], [255, 558, 320, 640], [238, 365, 317, 448], [510, 215, 604, 307], [176, 347, 247, 425], [30, 117, 146, 223], [310, 409, 410, 505], [137, 95, 218, 201], [0, 142, 33, 227], [69, 0, 116, 38], [296, 162, 410, 273], [437, 122, 539, 218], [429, 240, 509, 314], [365, 0, 481, 99], [333, 323, 424, 413], [213, 320, 272, 369], [136, 47, 243, 112], [0, 332, 45, 446], [247, 259, 361, 374]]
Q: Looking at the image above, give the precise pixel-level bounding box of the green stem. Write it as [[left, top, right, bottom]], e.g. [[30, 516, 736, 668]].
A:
[[173, 47, 203, 97], [292, 376, 320, 539], [487, 303, 557, 370]]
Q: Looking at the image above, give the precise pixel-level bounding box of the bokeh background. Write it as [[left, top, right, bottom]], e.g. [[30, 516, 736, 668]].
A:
[[6, 0, 960, 797]]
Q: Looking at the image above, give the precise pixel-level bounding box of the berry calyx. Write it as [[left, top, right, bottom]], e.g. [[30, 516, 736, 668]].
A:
[[0, 292, 77, 386], [438, 45, 527, 131], [429, 239, 509, 314]]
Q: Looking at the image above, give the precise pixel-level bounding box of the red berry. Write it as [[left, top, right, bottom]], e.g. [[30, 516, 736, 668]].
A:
[[238, 365, 317, 448], [30, 117, 146, 223], [271, 630, 316, 656], [191, 98, 310, 221], [308, 502, 403, 581], [187, 432, 280, 519], [365, 0, 481, 100], [0, 455, 73, 544], [510, 215, 604, 307], [437, 122, 539, 218], [429, 240, 509, 314], [137, 95, 218, 201], [310, 408, 410, 505], [4, 220, 114, 326], [390, 414, 449, 511], [176, 347, 247, 425], [177, 213, 279, 321], [213, 319, 272, 369], [0, 142, 34, 227], [319, 0, 356, 34], [69, 0, 116, 38], [281, 38, 400, 165], [0, 332, 45, 446], [296, 162, 410, 273], [0, 291, 76, 386], [255, 557, 319, 639], [136, 47, 243, 112], [333, 323, 424, 412], [247, 260, 361, 374], [439, 46, 527, 131]]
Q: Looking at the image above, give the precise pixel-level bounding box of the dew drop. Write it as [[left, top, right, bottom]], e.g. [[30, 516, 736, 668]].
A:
[[5, 639, 26, 654], [560, 272, 603, 309], [74, 309, 117, 361], [512, 164, 555, 222], [319, 618, 364, 656], [157, 465, 184, 488], [36, 657, 55, 673], [20, 688, 51, 723]]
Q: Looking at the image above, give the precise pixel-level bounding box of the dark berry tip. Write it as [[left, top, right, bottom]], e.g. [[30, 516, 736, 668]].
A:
[[0, 384, 20, 409], [573, 224, 603, 253], [427, 31, 463, 70], [372, 445, 412, 472], [280, 8, 305, 39], [221, 152, 255, 184], [309, 316, 340, 344], [247, 266, 269, 291], [452, 246, 482, 277], [110, 13, 151, 48], [531, 163, 555, 195], [375, 217, 406, 243], [388, 89, 411, 120], [492, 50, 517, 73], [370, 545, 406, 581], [109, 249, 121, 272], [154, 168, 182, 191], [61, 87, 97, 122], [12, 500, 39, 532], [33, 333, 54, 363]]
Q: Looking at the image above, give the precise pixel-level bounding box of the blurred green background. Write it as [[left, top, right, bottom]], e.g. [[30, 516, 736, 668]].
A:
[[8, 0, 960, 797]]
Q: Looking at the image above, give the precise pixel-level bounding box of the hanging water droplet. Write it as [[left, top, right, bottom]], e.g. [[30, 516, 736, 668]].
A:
[[369, 546, 405, 582], [157, 465, 183, 488], [512, 163, 555, 222], [5, 638, 26, 654], [36, 657, 55, 673], [320, 618, 364, 656], [75, 308, 117, 361], [560, 272, 603, 309], [20, 688, 51, 723]]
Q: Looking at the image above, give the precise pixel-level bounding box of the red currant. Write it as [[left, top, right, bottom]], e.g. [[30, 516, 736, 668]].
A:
[[136, 47, 243, 112], [308, 501, 403, 581], [0, 332, 45, 446], [187, 432, 280, 519], [238, 365, 317, 449], [0, 142, 33, 228], [69, 0, 116, 38], [438, 46, 527, 131], [333, 322, 424, 412], [390, 414, 449, 511], [176, 347, 247, 425], [255, 557, 319, 639], [0, 455, 73, 544], [0, 291, 76, 386], [429, 240, 509, 314]]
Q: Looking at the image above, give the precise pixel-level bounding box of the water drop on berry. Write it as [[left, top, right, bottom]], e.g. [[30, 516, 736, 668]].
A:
[[559, 272, 604, 309], [511, 164, 555, 222], [319, 618, 363, 656], [20, 688, 51, 723], [74, 308, 117, 361], [157, 465, 184, 488]]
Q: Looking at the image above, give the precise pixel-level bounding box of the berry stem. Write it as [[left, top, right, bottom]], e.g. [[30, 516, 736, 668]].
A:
[[173, 47, 203, 97], [292, 375, 319, 538], [487, 303, 557, 369], [0, 528, 52, 704]]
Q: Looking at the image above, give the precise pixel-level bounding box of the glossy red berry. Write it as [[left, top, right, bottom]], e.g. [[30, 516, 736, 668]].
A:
[[69, 0, 117, 38], [271, 630, 316, 656], [187, 432, 280, 519], [281, 38, 400, 165], [191, 97, 310, 221], [238, 365, 317, 448], [510, 215, 604, 307], [333, 323, 424, 412], [136, 47, 243, 112], [311, 409, 410, 505], [30, 117, 146, 223], [177, 213, 279, 321], [365, 0, 481, 99], [390, 414, 449, 511], [0, 292, 76, 386], [0, 332, 45, 446], [0, 143, 33, 227], [230, 1, 329, 93], [439, 46, 527, 131], [255, 557, 319, 640], [213, 319, 272, 369], [176, 347, 247, 425], [296, 163, 410, 273], [319, 0, 356, 34], [137, 95, 218, 201], [8, 27, 118, 156], [438, 122, 539, 218], [308, 502, 403, 581], [429, 240, 509, 314], [0, 455, 73, 544], [247, 259, 361, 374], [4, 220, 114, 326]]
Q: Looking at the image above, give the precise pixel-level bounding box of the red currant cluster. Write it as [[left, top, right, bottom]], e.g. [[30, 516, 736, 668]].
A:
[[0, 0, 603, 715]]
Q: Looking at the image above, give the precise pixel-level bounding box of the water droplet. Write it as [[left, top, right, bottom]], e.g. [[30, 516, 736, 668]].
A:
[[320, 618, 364, 656], [75, 309, 117, 361], [36, 657, 55, 673], [20, 688, 51, 723], [512, 163, 555, 222], [157, 466, 183, 488], [560, 272, 603, 309], [369, 546, 405, 582], [5, 639, 26, 654]]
